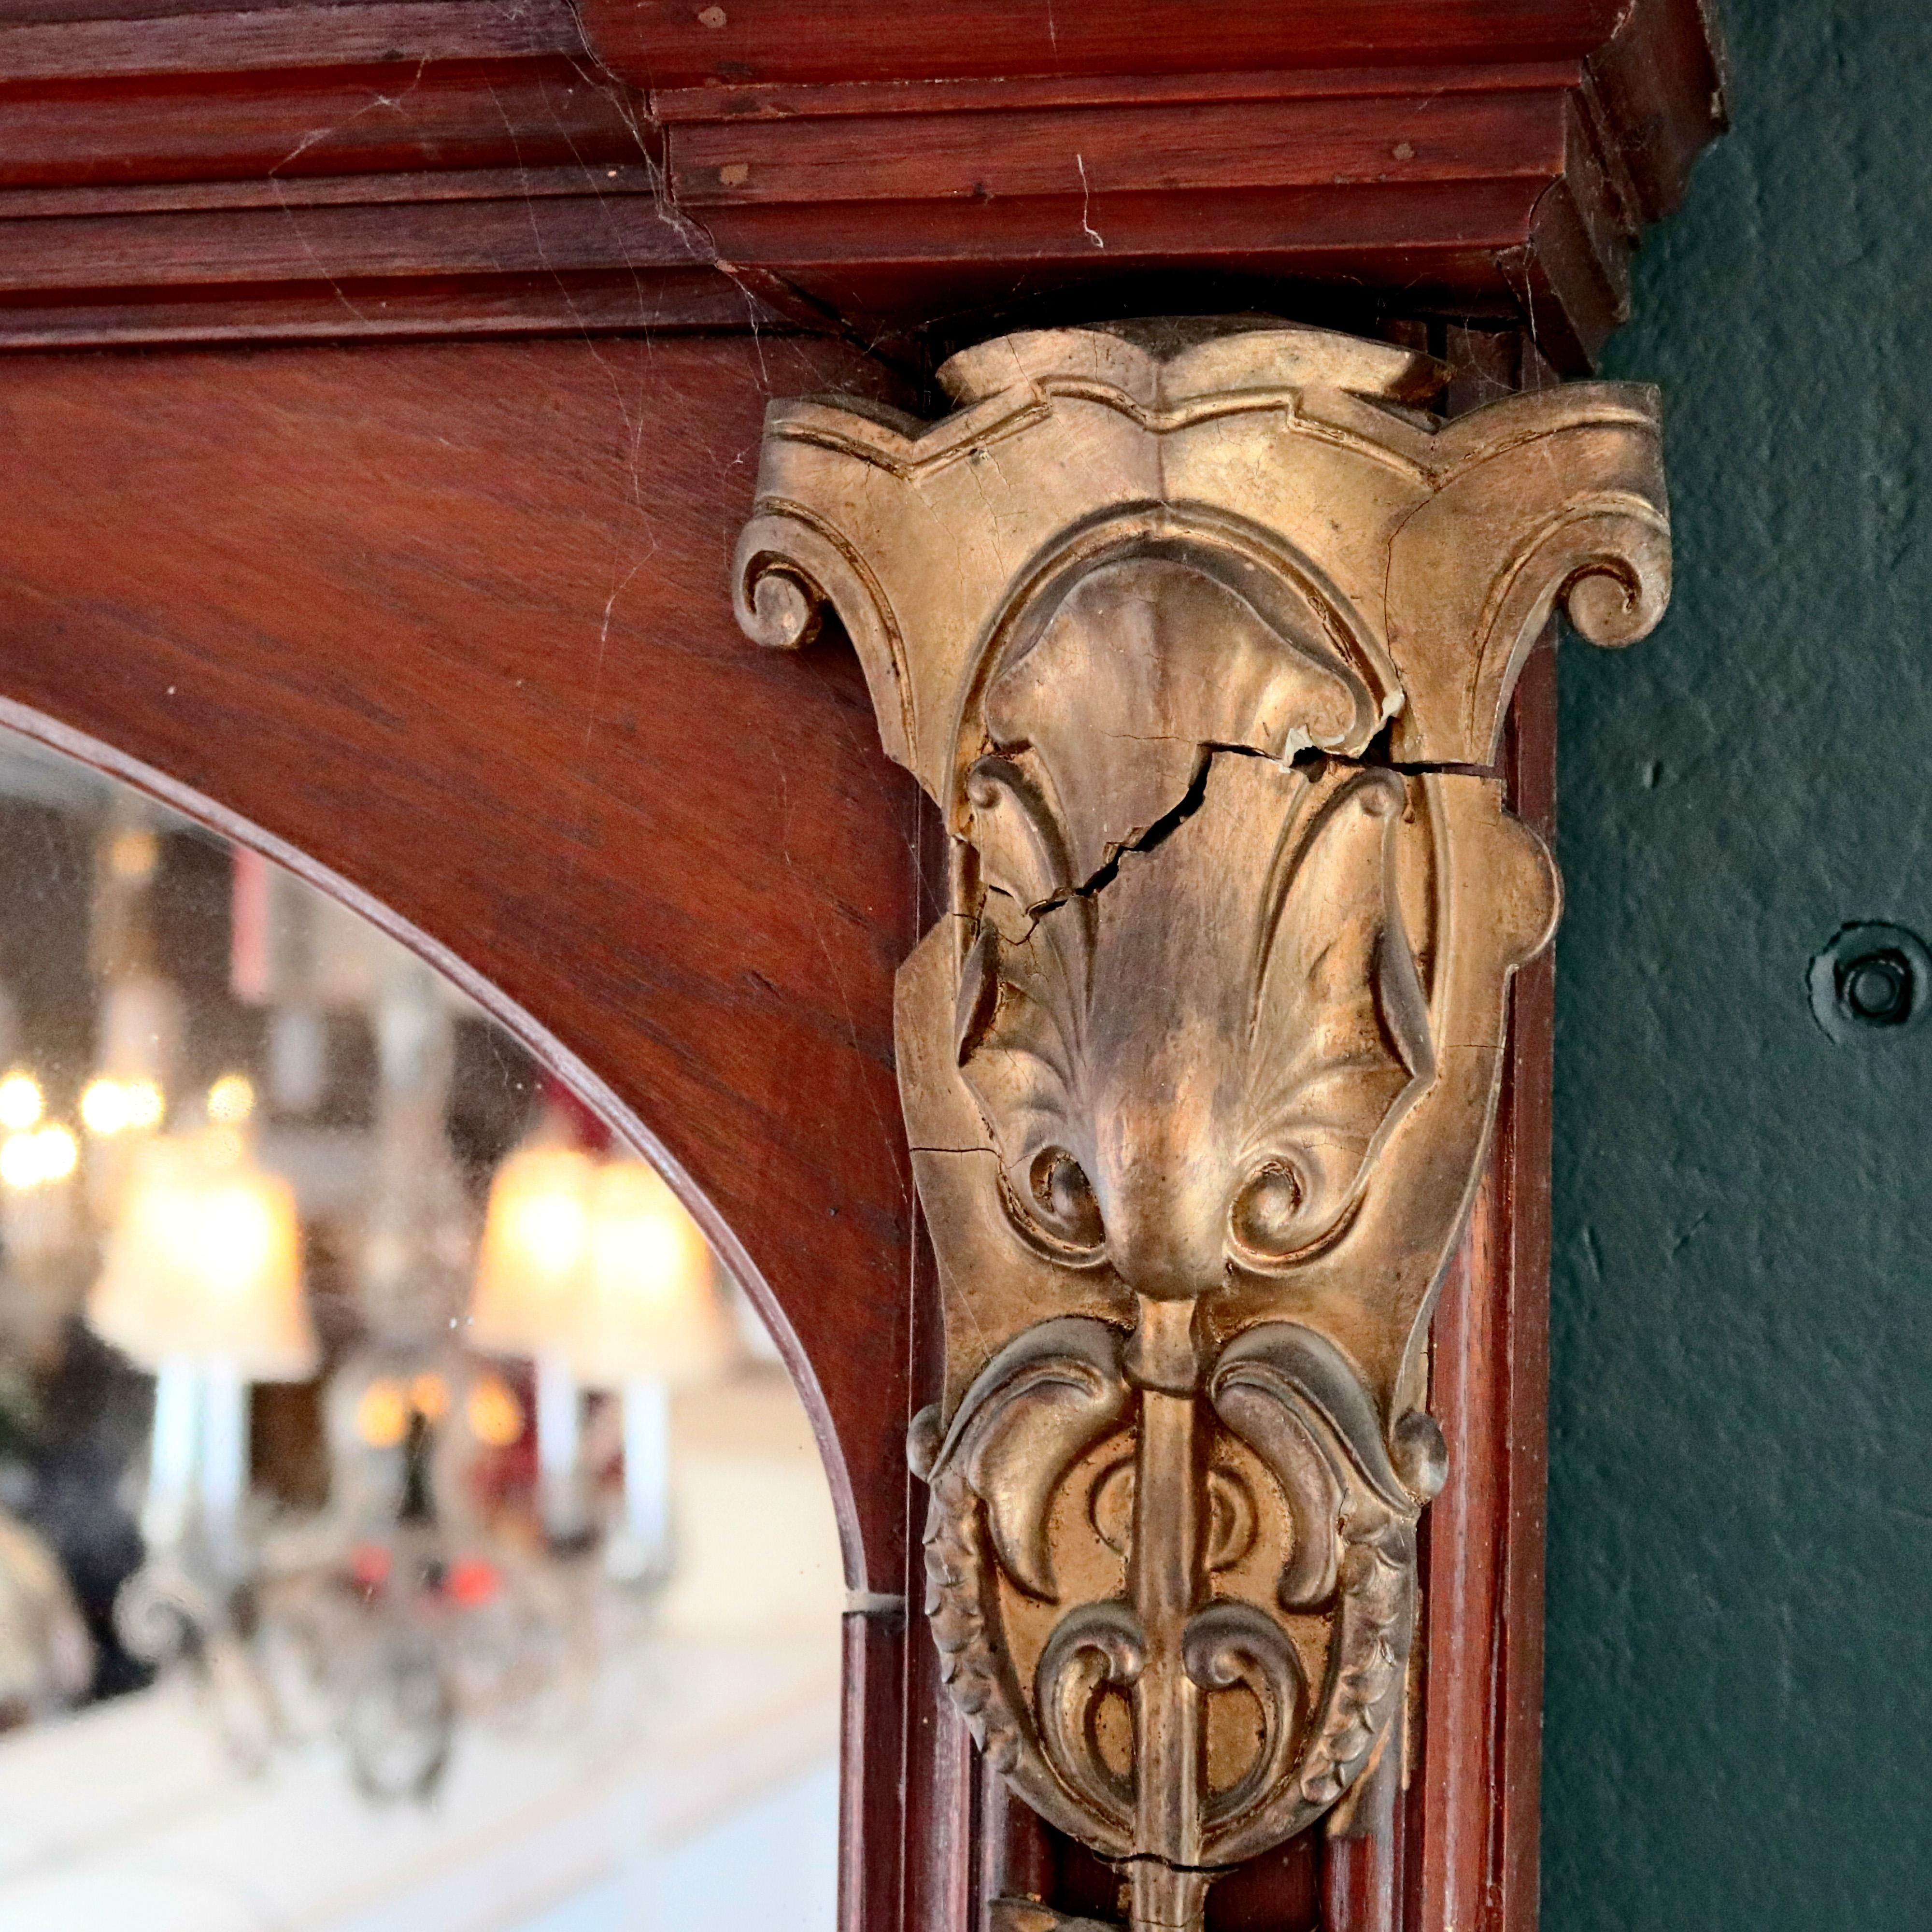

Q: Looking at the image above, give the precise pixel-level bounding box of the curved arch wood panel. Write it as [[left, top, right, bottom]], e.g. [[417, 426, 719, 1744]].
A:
[[0, 333, 923, 1593]]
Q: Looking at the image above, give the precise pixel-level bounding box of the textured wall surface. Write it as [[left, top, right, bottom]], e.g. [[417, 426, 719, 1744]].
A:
[[1544, 2, 1932, 1923]]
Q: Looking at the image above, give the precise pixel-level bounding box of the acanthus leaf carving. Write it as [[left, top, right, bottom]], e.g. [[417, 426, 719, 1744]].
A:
[[736, 319, 1670, 1932]]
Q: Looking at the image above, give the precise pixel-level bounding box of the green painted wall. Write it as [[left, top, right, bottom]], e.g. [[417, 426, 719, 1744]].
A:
[[1545, 2, 1932, 1923]]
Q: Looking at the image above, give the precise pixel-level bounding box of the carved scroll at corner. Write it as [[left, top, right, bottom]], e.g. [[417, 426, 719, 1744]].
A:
[[735, 319, 1669, 1932], [1383, 384, 1672, 766]]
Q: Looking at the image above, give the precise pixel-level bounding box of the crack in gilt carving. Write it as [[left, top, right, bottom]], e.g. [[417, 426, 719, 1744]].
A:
[[733, 321, 1670, 1932]]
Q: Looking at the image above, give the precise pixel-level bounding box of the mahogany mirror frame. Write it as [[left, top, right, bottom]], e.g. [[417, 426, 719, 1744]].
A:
[[0, 2, 1724, 1926]]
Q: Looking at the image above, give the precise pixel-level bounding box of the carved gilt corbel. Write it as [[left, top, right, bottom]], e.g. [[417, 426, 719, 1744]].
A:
[[733, 321, 1669, 1932]]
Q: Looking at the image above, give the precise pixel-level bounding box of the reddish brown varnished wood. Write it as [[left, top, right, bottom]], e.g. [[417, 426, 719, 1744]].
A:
[[0, 0, 584, 78], [0, 191, 698, 289], [1409, 641, 1557, 1932], [662, 71, 1576, 202], [1321, 1757, 1403, 1932], [0, 0, 1721, 362], [0, 0, 714, 343], [846, 1607, 910, 1932], [600, 0, 1720, 364], [980, 1757, 1053, 1916], [0, 270, 776, 351], [0, 334, 921, 1577], [0, 61, 638, 188], [653, 68, 1619, 365], [583, 0, 1629, 89], [599, 0, 1721, 239]]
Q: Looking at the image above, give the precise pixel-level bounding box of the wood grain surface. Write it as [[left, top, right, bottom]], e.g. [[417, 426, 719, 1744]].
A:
[[0, 334, 922, 1591], [581, 0, 1630, 88], [0, 0, 1722, 361], [1407, 640, 1556, 1932]]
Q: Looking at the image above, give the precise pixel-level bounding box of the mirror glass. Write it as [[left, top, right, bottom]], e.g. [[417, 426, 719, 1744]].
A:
[[0, 724, 842, 1932]]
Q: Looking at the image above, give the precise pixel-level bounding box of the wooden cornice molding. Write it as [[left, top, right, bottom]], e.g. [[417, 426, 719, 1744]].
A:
[[653, 63, 1638, 370], [0, 0, 1723, 357], [0, 0, 725, 346], [627, 0, 1724, 368], [0, 2, 637, 183]]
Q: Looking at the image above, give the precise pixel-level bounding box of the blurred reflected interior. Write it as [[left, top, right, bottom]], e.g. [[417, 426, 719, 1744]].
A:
[[0, 724, 842, 1932]]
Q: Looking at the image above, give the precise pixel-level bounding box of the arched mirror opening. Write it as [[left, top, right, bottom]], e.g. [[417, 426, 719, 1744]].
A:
[[0, 723, 842, 1932]]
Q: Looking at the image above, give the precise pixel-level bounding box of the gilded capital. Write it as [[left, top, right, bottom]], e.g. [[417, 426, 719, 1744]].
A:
[[735, 320, 1668, 1932]]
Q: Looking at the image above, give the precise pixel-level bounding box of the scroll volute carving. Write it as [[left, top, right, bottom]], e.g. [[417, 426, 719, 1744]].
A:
[[735, 322, 1669, 1932]]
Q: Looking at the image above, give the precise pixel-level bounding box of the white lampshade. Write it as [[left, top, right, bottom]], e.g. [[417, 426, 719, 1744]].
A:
[[468, 1144, 597, 1357], [87, 1131, 315, 1380], [568, 1160, 734, 1391]]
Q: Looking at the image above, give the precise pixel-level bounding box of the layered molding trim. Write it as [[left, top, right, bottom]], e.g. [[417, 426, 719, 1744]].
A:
[[0, 0, 1721, 357], [734, 320, 1669, 1931]]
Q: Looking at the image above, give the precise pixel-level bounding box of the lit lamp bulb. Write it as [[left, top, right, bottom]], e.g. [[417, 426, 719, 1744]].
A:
[[0, 1071, 43, 1133], [570, 1160, 735, 1583], [469, 1145, 597, 1540], [87, 1132, 314, 1576], [81, 1077, 165, 1137], [0, 1071, 72, 1192], [0, 1124, 77, 1190], [207, 1073, 255, 1127]]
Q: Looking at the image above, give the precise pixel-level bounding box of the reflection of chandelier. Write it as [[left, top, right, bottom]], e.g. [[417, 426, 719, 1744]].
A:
[[88, 1125, 315, 1579], [260, 1108, 740, 1799], [93, 1130, 312, 1371], [472, 1147, 735, 1578], [50, 850, 742, 1801]]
